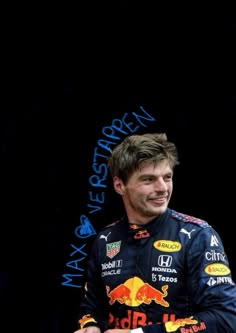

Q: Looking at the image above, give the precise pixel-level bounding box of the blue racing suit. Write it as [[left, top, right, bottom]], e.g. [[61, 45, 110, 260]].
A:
[[77, 208, 236, 332]]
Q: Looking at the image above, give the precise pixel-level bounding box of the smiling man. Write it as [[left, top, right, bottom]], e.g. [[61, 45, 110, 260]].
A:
[[74, 133, 236, 333]]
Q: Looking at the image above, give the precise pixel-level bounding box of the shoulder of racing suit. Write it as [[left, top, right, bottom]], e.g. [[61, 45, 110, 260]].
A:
[[170, 209, 211, 229], [101, 218, 124, 230], [100, 211, 212, 232]]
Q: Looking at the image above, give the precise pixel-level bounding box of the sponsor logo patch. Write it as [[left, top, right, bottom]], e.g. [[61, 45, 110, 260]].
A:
[[207, 276, 234, 286], [106, 241, 121, 258], [154, 240, 182, 252], [204, 263, 231, 276]]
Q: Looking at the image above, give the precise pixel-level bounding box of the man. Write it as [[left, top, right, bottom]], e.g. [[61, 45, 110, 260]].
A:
[[74, 133, 236, 333]]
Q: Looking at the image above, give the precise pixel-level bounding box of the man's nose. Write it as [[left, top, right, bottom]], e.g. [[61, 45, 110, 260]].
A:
[[154, 178, 167, 191]]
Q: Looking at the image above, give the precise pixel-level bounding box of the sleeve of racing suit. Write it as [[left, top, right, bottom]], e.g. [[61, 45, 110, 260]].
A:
[[141, 226, 236, 333], [77, 237, 110, 332]]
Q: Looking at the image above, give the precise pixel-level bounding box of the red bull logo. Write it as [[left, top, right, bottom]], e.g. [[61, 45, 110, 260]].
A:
[[108, 310, 176, 328], [79, 314, 97, 329], [106, 284, 131, 305], [135, 283, 169, 307], [106, 277, 169, 307], [107, 309, 206, 331], [165, 317, 199, 332], [134, 229, 150, 239], [179, 321, 206, 333]]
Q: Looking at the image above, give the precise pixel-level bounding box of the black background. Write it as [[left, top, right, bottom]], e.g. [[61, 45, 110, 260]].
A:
[[1, 4, 236, 333]]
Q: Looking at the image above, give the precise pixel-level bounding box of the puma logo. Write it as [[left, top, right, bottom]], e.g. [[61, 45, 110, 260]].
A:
[[100, 232, 111, 242], [180, 228, 196, 239]]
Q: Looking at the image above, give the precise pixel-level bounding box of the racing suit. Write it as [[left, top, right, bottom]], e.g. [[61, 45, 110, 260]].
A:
[[78, 208, 236, 332]]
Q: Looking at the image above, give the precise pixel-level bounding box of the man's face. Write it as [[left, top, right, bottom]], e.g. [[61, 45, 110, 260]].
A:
[[114, 160, 173, 224]]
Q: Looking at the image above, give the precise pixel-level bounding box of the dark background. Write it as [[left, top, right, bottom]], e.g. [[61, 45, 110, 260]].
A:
[[1, 4, 236, 333]]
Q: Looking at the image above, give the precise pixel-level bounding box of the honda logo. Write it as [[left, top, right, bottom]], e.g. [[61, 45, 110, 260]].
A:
[[158, 255, 172, 267]]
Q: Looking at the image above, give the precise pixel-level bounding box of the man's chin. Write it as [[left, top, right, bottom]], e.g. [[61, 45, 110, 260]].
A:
[[153, 204, 167, 215]]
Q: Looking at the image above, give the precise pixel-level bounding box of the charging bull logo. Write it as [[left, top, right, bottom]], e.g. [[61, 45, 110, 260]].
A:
[[165, 317, 201, 332], [165, 317, 201, 333], [106, 284, 132, 305], [106, 277, 169, 307]]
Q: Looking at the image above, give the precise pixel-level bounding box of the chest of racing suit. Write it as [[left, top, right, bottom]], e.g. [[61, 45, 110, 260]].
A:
[[78, 208, 236, 333]]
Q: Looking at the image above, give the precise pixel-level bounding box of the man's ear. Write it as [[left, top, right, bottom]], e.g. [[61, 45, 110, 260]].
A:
[[113, 176, 125, 195]]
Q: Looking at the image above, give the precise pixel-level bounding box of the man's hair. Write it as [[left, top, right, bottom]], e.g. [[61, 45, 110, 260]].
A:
[[107, 133, 179, 184]]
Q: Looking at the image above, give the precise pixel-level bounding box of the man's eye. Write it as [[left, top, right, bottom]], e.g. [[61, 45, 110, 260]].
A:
[[143, 177, 153, 182]]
